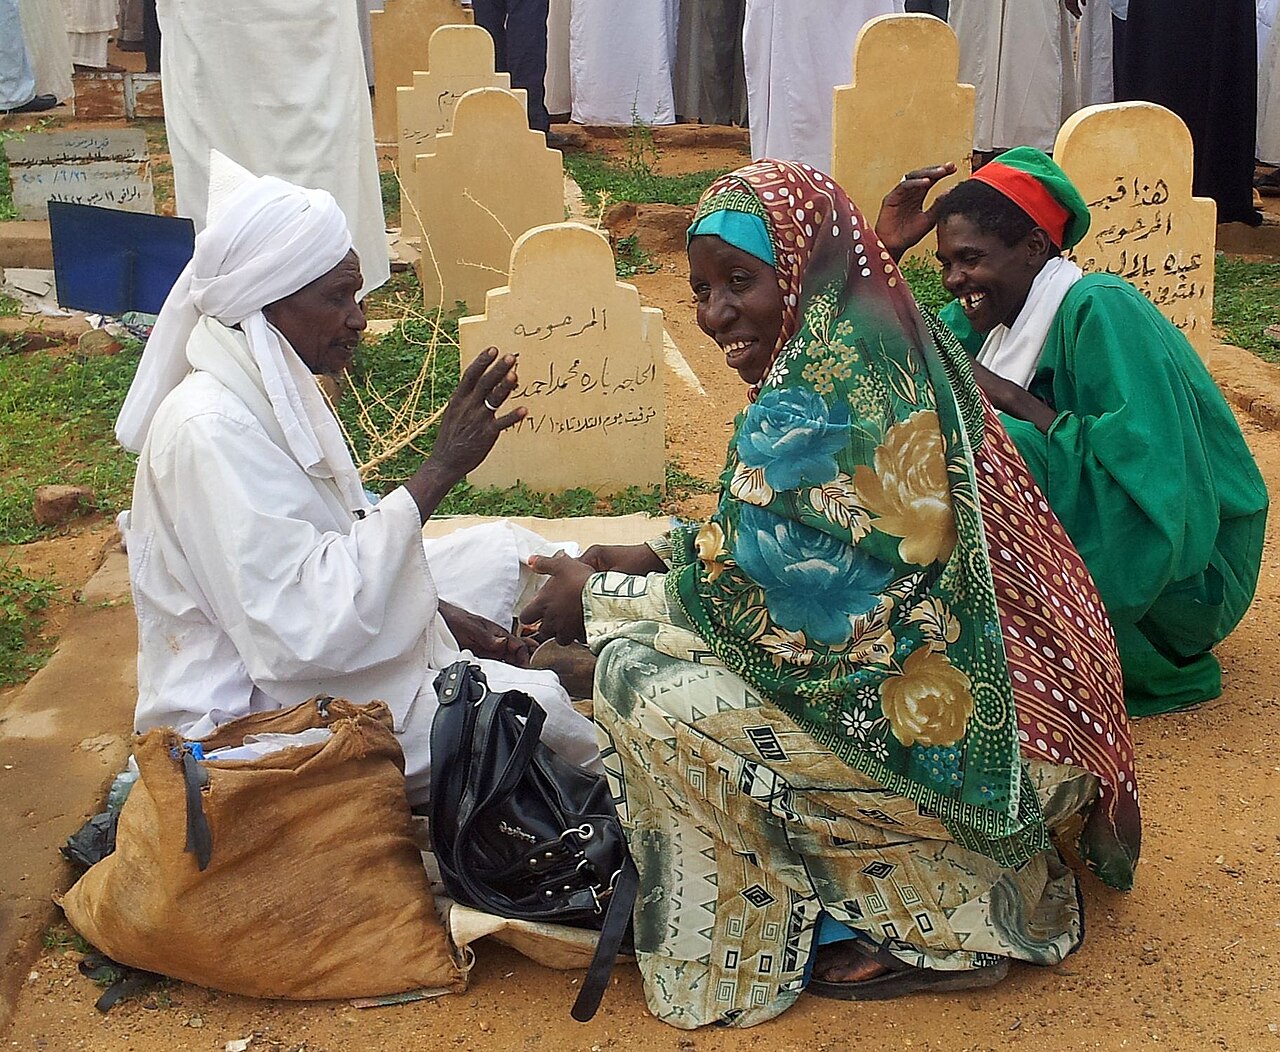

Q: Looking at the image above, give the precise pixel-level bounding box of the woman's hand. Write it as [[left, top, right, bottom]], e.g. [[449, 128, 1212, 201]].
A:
[[439, 601, 532, 667], [874, 163, 958, 263], [404, 347, 524, 522], [971, 360, 1059, 433], [579, 542, 666, 575], [518, 551, 596, 645]]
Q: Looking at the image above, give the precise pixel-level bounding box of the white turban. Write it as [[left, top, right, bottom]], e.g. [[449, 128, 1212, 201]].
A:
[[115, 156, 357, 503]]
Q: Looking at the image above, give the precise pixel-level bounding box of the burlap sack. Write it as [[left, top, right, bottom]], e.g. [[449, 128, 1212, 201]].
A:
[[61, 698, 465, 1000]]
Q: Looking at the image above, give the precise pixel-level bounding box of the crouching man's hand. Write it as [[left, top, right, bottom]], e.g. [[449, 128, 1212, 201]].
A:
[[519, 551, 595, 645]]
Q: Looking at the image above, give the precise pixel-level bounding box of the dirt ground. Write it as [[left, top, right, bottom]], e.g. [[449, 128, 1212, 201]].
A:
[[3, 131, 1280, 1051]]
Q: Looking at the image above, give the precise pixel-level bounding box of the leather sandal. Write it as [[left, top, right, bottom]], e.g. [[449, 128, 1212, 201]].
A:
[[806, 941, 1010, 1002]]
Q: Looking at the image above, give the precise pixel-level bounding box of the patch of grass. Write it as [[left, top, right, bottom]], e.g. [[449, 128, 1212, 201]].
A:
[[564, 149, 728, 211], [380, 169, 401, 230], [0, 349, 138, 544], [1214, 254, 1280, 363], [900, 258, 951, 314], [362, 268, 421, 320], [0, 293, 21, 317], [42, 923, 91, 956], [1, 563, 56, 687], [614, 234, 658, 279]]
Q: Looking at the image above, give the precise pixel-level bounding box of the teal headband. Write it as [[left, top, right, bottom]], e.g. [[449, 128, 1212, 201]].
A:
[[686, 209, 776, 267]]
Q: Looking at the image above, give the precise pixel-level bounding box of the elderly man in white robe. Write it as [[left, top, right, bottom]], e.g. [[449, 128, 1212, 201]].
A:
[[115, 157, 599, 803]]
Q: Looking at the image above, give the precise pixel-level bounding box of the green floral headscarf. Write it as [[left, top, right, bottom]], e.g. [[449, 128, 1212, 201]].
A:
[[671, 160, 1046, 865]]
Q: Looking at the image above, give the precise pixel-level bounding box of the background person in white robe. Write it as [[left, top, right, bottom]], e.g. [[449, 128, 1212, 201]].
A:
[[569, 0, 679, 126], [1259, 0, 1280, 180], [16, 0, 74, 104], [157, 0, 390, 296], [948, 0, 1078, 157], [742, 0, 903, 171], [116, 159, 598, 803], [60, 0, 116, 68]]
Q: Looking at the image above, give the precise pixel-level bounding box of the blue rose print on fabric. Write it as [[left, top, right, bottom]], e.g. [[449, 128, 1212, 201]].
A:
[[919, 745, 963, 790], [736, 387, 851, 491], [732, 504, 895, 646]]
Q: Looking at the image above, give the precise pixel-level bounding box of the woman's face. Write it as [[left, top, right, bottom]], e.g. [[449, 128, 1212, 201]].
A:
[[688, 234, 784, 386]]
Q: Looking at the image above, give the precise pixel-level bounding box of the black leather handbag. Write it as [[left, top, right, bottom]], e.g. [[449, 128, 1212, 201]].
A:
[[429, 661, 637, 1022]]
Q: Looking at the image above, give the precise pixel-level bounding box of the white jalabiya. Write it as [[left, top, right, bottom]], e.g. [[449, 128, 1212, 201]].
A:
[[17, 0, 75, 101], [1, 0, 34, 108], [545, 0, 571, 116], [1075, 0, 1114, 109], [120, 170, 597, 802], [949, 0, 1078, 153], [59, 0, 114, 67], [743, 0, 903, 171], [1259, 0, 1280, 163], [156, 0, 389, 295], [976, 256, 1083, 390], [569, 0, 679, 125]]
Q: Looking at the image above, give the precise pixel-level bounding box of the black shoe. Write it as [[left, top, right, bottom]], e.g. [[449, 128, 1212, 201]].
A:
[[2, 93, 58, 115]]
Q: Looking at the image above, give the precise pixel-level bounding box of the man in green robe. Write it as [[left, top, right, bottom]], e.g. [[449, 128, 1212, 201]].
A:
[[878, 148, 1267, 716]]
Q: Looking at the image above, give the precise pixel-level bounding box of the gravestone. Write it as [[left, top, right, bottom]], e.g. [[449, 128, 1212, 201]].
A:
[[396, 25, 518, 241], [415, 87, 564, 313], [1054, 102, 1216, 360], [371, 0, 473, 143], [5, 129, 154, 220], [458, 223, 665, 495], [831, 14, 973, 263]]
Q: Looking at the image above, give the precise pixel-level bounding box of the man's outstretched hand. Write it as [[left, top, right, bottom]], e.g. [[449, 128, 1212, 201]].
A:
[[874, 163, 957, 263], [519, 551, 595, 645], [404, 347, 525, 523]]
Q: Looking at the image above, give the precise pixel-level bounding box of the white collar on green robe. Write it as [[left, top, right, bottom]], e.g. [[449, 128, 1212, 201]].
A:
[[977, 256, 1083, 390]]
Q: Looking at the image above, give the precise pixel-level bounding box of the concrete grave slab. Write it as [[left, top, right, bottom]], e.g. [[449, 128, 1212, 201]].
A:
[[371, 0, 474, 143], [458, 222, 665, 495], [397, 24, 518, 241], [832, 13, 973, 263], [415, 87, 564, 313], [1055, 102, 1217, 360], [5, 129, 154, 220]]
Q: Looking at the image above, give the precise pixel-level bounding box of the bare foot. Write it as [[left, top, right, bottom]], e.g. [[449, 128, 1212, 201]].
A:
[[812, 944, 891, 984]]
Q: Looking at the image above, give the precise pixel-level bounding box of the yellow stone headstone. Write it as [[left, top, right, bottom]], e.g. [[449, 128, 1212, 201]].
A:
[[1054, 102, 1217, 361], [459, 223, 666, 495], [831, 14, 973, 263], [416, 87, 564, 313], [370, 0, 473, 143], [396, 25, 520, 241]]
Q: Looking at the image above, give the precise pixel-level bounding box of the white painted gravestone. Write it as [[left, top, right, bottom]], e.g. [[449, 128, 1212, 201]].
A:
[[831, 14, 973, 262], [415, 87, 564, 313], [1054, 102, 1216, 360], [371, 0, 473, 143], [397, 25, 519, 242], [459, 223, 665, 495], [5, 129, 154, 220]]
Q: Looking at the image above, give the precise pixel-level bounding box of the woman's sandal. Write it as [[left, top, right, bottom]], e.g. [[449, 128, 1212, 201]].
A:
[[806, 942, 1010, 1002]]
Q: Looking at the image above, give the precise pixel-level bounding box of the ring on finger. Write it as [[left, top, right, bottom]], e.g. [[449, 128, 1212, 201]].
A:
[[484, 398, 501, 412]]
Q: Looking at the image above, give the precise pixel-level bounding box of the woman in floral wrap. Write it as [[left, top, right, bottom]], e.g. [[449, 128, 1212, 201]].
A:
[[522, 160, 1140, 1029]]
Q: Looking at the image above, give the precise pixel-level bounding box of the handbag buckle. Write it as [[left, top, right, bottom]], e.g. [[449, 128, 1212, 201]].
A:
[[558, 823, 594, 844]]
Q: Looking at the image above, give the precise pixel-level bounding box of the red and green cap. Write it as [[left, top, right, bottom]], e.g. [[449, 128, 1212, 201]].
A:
[[970, 146, 1091, 250]]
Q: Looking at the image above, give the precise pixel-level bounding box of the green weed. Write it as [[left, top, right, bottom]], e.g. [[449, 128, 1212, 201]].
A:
[[0, 349, 138, 544], [380, 169, 401, 230], [1214, 254, 1280, 363], [614, 234, 658, 279], [900, 258, 952, 314], [563, 150, 728, 211], [41, 923, 92, 955], [1, 563, 55, 686]]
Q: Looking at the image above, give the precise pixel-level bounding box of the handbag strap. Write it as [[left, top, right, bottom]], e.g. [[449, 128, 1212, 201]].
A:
[[570, 854, 639, 1023]]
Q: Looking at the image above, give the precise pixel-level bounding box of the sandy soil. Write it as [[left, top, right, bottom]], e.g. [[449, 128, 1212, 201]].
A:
[[3, 136, 1279, 1052]]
